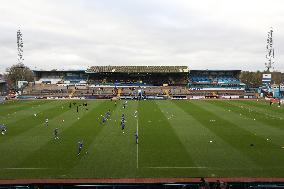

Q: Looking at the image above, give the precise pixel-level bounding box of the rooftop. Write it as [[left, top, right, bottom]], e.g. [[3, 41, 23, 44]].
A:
[[86, 66, 189, 73]]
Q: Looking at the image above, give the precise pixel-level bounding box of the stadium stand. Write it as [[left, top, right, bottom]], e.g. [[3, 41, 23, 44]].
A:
[[21, 66, 188, 99], [86, 66, 188, 73], [0, 77, 7, 96], [64, 75, 88, 84], [189, 70, 246, 98], [20, 67, 254, 99], [33, 70, 88, 85], [87, 66, 189, 87]]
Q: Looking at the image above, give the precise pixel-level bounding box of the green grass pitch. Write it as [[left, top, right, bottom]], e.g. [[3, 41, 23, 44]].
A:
[[0, 99, 284, 179]]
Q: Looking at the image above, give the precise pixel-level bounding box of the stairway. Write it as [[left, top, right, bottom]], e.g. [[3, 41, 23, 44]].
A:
[[69, 88, 76, 98]]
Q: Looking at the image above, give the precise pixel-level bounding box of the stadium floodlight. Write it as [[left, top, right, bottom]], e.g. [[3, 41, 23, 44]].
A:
[[17, 29, 24, 64], [265, 27, 275, 72]]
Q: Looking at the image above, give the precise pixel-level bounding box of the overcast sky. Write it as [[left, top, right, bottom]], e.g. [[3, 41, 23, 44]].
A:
[[1, 0, 284, 73]]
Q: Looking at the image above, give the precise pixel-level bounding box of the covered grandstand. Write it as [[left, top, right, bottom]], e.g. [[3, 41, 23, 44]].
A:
[[86, 66, 189, 86], [33, 69, 88, 85], [33, 66, 189, 86], [24, 66, 189, 99], [189, 70, 246, 97], [22, 67, 252, 99]]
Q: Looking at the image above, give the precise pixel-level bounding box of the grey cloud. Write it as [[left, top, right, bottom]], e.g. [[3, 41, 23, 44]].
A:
[[1, 0, 284, 73]]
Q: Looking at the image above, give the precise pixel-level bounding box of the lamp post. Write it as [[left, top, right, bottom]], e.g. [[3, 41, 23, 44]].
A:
[[265, 27, 275, 72], [16, 29, 24, 91]]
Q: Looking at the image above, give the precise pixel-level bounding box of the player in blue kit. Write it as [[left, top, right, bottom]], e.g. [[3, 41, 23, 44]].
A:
[[135, 131, 138, 144], [121, 114, 125, 122], [77, 140, 84, 155], [0, 124, 7, 135], [121, 113, 126, 130], [102, 116, 107, 124], [106, 109, 111, 118], [54, 128, 59, 140], [121, 121, 125, 130]]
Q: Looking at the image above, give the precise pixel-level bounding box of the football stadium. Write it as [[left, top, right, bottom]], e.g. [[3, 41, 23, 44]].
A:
[[1, 65, 284, 188], [1, 1, 284, 188]]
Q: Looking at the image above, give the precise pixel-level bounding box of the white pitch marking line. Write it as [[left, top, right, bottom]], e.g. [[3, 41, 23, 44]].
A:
[[136, 118, 139, 169], [3, 168, 50, 170], [146, 166, 208, 169]]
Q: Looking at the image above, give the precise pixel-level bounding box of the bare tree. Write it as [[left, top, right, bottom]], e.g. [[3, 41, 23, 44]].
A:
[[5, 63, 33, 90]]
